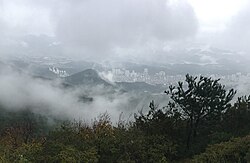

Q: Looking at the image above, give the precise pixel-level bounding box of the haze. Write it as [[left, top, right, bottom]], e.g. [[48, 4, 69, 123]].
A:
[[0, 0, 250, 121], [0, 0, 249, 61]]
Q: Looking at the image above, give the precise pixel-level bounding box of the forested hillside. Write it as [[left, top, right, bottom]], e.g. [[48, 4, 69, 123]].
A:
[[0, 75, 250, 162]]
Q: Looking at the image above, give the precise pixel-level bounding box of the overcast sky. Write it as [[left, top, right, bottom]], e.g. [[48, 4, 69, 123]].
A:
[[0, 0, 249, 60]]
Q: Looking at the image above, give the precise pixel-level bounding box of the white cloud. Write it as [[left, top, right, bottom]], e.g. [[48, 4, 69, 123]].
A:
[[0, 65, 132, 122], [53, 0, 198, 58], [200, 1, 250, 53], [0, 0, 198, 60]]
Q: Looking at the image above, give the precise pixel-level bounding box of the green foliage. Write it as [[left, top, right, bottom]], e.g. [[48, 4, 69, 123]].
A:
[[165, 74, 236, 150], [193, 135, 250, 163], [135, 100, 185, 138], [0, 141, 43, 162], [42, 113, 177, 162], [222, 95, 250, 136], [1, 74, 250, 162]]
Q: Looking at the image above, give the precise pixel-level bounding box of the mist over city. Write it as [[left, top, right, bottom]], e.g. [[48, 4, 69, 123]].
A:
[[0, 0, 250, 162]]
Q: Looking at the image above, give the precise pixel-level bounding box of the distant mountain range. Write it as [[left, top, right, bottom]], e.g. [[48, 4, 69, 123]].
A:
[[1, 34, 249, 74], [0, 59, 164, 93], [6, 42, 250, 78], [63, 69, 163, 93]]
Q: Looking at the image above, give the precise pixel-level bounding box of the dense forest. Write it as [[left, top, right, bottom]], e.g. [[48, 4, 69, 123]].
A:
[[0, 74, 250, 162]]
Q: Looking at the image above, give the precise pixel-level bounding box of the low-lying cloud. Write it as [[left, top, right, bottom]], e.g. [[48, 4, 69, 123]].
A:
[[54, 0, 198, 58], [0, 65, 134, 122], [0, 0, 198, 60]]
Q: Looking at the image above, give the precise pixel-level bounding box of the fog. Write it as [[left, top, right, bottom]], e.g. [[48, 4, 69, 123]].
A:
[[0, 0, 249, 60], [54, 0, 197, 58], [0, 0, 250, 121], [0, 65, 136, 122], [0, 0, 198, 60]]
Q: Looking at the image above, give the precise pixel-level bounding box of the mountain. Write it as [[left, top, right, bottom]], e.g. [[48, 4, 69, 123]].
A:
[[30, 66, 59, 79], [182, 45, 248, 66], [115, 82, 164, 93], [5, 43, 250, 79], [65, 69, 112, 86]]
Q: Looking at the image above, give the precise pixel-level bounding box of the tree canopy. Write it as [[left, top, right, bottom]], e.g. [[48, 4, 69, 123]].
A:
[[1, 74, 250, 162], [165, 74, 236, 149]]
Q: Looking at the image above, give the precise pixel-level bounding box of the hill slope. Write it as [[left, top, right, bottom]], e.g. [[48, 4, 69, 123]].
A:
[[65, 69, 112, 86]]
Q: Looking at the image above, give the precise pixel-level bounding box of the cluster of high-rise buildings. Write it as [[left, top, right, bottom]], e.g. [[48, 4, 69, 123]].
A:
[[105, 68, 250, 85], [49, 67, 69, 77], [107, 68, 185, 84]]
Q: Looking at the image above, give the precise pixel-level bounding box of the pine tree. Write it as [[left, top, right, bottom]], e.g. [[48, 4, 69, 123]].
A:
[[165, 74, 236, 150]]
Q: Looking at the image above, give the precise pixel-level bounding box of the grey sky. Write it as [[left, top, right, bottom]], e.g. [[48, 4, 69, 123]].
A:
[[195, 1, 250, 53], [220, 2, 250, 52], [0, 0, 249, 60], [0, 0, 197, 59], [0, 0, 250, 121]]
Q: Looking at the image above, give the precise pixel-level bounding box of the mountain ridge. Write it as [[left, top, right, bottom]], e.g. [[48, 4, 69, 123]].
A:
[[65, 69, 112, 87]]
